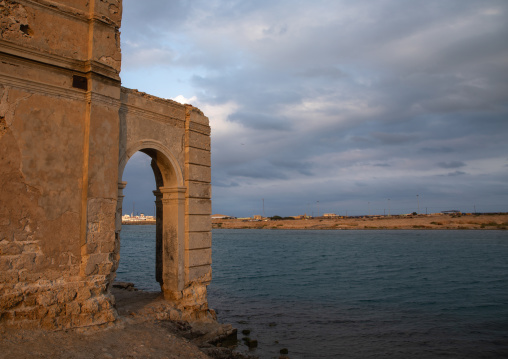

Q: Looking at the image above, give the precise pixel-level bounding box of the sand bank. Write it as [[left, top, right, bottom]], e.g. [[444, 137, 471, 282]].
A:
[[213, 213, 508, 231]]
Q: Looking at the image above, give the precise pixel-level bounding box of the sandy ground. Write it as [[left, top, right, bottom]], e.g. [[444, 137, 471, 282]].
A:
[[213, 213, 508, 230], [0, 288, 254, 359]]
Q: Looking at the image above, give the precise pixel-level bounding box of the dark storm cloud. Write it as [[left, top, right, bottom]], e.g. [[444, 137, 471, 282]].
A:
[[120, 0, 508, 216]]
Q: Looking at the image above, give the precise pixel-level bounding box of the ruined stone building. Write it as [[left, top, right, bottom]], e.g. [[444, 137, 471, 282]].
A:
[[0, 0, 212, 329]]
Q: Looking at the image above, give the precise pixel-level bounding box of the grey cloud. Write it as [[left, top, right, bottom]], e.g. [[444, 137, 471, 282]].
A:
[[121, 0, 508, 217], [297, 66, 345, 79], [122, 0, 193, 40], [420, 147, 454, 154], [371, 132, 416, 145], [446, 171, 467, 177], [437, 161, 466, 169], [212, 179, 240, 188], [227, 167, 289, 181], [228, 112, 292, 131], [263, 23, 288, 36], [269, 159, 314, 177]]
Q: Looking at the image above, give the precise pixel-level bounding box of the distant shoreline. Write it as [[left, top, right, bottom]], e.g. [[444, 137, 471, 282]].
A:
[[212, 213, 508, 230], [122, 221, 156, 225], [121, 214, 508, 230]]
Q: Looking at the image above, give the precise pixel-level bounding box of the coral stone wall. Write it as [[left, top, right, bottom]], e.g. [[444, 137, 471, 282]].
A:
[[0, 0, 212, 330], [0, 0, 121, 329]]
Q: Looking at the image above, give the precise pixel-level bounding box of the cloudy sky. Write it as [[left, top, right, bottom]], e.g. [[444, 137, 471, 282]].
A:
[[120, 0, 508, 218]]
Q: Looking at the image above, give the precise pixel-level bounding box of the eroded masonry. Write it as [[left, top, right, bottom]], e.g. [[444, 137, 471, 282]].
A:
[[0, 0, 212, 329]]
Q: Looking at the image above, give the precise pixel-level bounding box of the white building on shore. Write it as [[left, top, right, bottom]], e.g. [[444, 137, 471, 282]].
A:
[[122, 213, 155, 222]]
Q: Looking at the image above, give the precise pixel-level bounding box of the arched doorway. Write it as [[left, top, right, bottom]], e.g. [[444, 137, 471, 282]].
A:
[[116, 151, 158, 291], [116, 141, 186, 299], [116, 89, 213, 318]]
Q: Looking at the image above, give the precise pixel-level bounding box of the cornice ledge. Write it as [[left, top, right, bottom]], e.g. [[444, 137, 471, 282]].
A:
[[15, 0, 121, 27], [85, 60, 120, 81], [119, 102, 186, 127], [17, 0, 88, 22], [0, 40, 86, 72], [0, 72, 86, 101], [87, 92, 121, 107], [0, 41, 120, 80]]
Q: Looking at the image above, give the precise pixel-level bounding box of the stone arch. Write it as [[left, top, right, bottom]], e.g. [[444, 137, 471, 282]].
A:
[[116, 140, 187, 298], [118, 139, 184, 188]]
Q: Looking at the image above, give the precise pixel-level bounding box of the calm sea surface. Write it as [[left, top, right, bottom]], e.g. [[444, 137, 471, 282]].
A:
[[117, 226, 508, 358]]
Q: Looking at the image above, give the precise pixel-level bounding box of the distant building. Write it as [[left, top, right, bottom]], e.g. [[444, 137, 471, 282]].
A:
[[211, 214, 234, 219], [122, 214, 155, 221], [323, 213, 338, 218]]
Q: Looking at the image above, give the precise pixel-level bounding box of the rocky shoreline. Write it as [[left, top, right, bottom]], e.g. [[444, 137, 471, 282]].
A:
[[0, 285, 260, 359]]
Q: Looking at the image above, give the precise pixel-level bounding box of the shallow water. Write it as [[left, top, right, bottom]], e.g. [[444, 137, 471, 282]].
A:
[[117, 227, 508, 358]]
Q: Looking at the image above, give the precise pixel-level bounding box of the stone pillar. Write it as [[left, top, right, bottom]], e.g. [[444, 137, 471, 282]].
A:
[[116, 182, 127, 233], [184, 106, 212, 285], [153, 189, 163, 285], [160, 186, 186, 300], [110, 181, 127, 280]]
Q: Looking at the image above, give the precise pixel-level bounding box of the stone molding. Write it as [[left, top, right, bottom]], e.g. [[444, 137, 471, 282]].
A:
[[0, 72, 86, 101], [119, 102, 185, 128], [16, 0, 89, 22], [160, 187, 187, 205], [87, 92, 121, 107], [0, 41, 121, 81], [187, 121, 211, 136], [17, 0, 121, 27], [118, 139, 185, 187], [0, 40, 87, 73]]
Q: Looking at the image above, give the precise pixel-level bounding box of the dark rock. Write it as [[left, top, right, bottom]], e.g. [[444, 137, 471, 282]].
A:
[[175, 321, 192, 332], [209, 327, 238, 347], [202, 347, 258, 359], [280, 348, 289, 354], [242, 329, 251, 335], [242, 337, 258, 348], [112, 281, 135, 290]]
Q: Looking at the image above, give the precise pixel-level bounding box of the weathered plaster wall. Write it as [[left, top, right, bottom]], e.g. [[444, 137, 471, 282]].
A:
[[0, 0, 120, 329], [0, 0, 212, 329]]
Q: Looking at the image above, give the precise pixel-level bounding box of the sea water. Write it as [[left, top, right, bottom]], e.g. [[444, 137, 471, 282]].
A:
[[116, 227, 508, 358]]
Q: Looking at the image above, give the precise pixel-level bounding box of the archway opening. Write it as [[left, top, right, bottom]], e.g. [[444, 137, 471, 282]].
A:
[[114, 142, 186, 304], [116, 151, 160, 292]]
